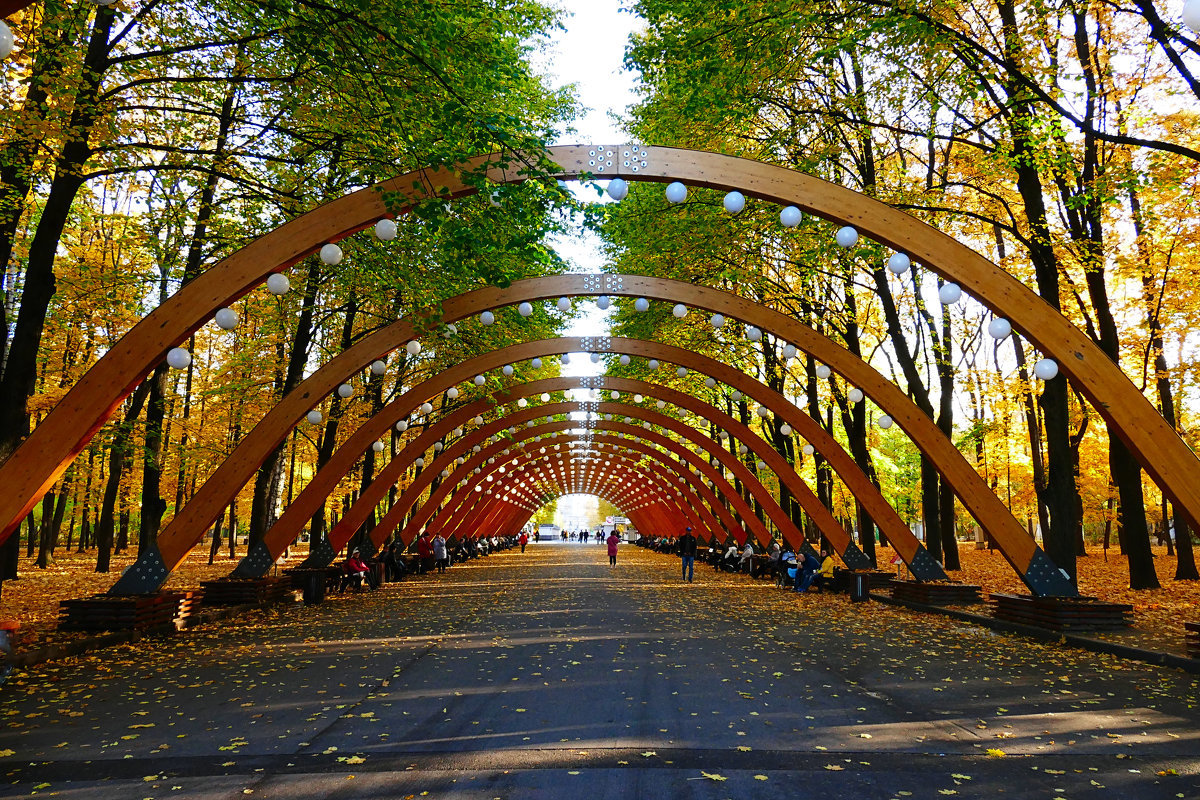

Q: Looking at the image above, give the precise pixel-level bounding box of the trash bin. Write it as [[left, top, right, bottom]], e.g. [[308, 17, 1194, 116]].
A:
[[301, 571, 326, 605], [849, 572, 870, 603]]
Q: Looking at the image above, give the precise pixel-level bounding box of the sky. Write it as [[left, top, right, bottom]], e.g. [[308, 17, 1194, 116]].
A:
[[532, 1, 641, 526]]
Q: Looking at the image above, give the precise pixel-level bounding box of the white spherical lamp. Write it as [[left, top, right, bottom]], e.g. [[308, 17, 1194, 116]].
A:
[[1034, 358, 1060, 381], [665, 182, 687, 203], [718, 430, 729, 440], [676, 367, 687, 378], [395, 420, 408, 432], [619, 354, 630, 366], [672, 303, 687, 318], [596, 295, 611, 310], [634, 297, 650, 313], [531, 357, 543, 369], [704, 377, 716, 388], [634, 394, 643, 403], [648, 359, 660, 370], [589, 352, 601, 363], [372, 441, 385, 453], [756, 460, 767, 471], [780, 424, 792, 436], [214, 308, 238, 330], [610, 390, 620, 400], [419, 401, 433, 414], [815, 364, 831, 379], [561, 353, 570, 364], [738, 443, 748, 454], [265, 273, 290, 295], [306, 410, 323, 425], [780, 206, 802, 227], [746, 326, 762, 342], [480, 310, 495, 326], [502, 364, 514, 377], [473, 375, 486, 386], [337, 383, 354, 399], [731, 390, 742, 401], [835, 226, 859, 248], [414, 457, 424, 468], [541, 392, 551, 402], [878, 414, 893, 429], [374, 219, 397, 241], [447, 387, 459, 399], [802, 444, 815, 456], [473, 415, 484, 426], [723, 191, 745, 214], [607, 177, 629, 201], [0, 20, 14, 59], [938, 283, 962, 305], [557, 296, 571, 312], [710, 313, 725, 328], [887, 253, 911, 274], [319, 243, 342, 265], [518, 301, 533, 317], [848, 388, 864, 403], [517, 398, 527, 408], [988, 318, 1012, 339], [1184, 0, 1200, 30], [166, 347, 191, 369], [656, 400, 666, 409], [756, 405, 770, 418], [370, 359, 386, 375]]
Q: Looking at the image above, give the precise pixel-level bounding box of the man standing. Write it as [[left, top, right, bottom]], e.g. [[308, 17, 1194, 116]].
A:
[[519, 530, 529, 553], [679, 527, 697, 582], [417, 532, 433, 574]]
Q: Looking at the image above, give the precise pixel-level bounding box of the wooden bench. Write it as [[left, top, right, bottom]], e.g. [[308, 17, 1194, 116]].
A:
[[1185, 621, 1199, 657], [989, 593, 1132, 631], [889, 580, 982, 605]]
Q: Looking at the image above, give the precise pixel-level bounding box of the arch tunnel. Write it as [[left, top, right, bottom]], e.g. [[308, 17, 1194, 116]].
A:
[[3, 145, 1198, 600]]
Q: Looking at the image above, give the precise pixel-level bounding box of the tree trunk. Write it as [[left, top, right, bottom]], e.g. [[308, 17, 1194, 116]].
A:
[[95, 381, 152, 573]]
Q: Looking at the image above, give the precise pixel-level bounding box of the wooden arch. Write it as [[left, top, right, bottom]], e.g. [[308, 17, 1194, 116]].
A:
[[5, 146, 1184, 596], [403, 418, 801, 554]]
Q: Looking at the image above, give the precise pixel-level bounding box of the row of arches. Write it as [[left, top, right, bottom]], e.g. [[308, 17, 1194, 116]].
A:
[[3, 145, 1194, 599]]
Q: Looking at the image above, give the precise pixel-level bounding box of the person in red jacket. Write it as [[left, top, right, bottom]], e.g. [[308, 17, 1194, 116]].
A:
[[340, 549, 371, 592], [417, 533, 433, 574], [607, 531, 620, 566], [519, 531, 529, 553]]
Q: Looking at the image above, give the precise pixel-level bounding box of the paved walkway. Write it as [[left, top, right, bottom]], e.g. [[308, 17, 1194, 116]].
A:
[[2, 542, 1198, 798]]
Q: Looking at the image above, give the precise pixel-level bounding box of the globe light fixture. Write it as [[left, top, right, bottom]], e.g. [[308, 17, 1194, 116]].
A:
[[518, 301, 533, 317], [835, 226, 859, 248], [370, 359, 387, 375], [337, 383, 354, 399], [878, 414, 893, 429], [473, 416, 484, 426], [557, 296, 571, 312], [443, 323, 457, 338], [474, 375, 486, 386], [780, 206, 802, 227], [433, 441, 443, 451], [266, 273, 290, 295], [0, 20, 14, 58], [372, 441, 385, 453], [665, 182, 687, 203], [517, 398, 527, 407], [446, 387, 459, 399], [166, 347, 191, 369], [634, 394, 643, 403], [531, 357, 543, 369], [607, 178, 629, 201], [672, 303, 687, 318], [502, 364, 514, 377], [306, 410, 322, 425], [656, 400, 666, 409], [731, 390, 742, 401], [723, 191, 746, 214], [848, 388, 864, 403], [541, 393, 551, 402], [756, 460, 767, 471], [780, 424, 792, 436], [374, 219, 397, 241], [710, 313, 725, 328], [415, 457, 424, 468], [802, 444, 815, 456], [648, 359, 660, 370], [634, 297, 650, 312], [395, 420, 408, 432], [319, 243, 343, 265], [887, 253, 911, 274], [704, 377, 716, 388], [815, 364, 831, 379], [610, 390, 620, 399], [589, 352, 601, 363], [596, 295, 611, 310], [756, 405, 769, 418], [419, 401, 433, 414], [781, 343, 797, 360], [939, 282, 963, 304], [988, 318, 1012, 339], [480, 310, 495, 326], [1034, 358, 1060, 381], [214, 308, 238, 330], [676, 367, 687, 377], [561, 353, 570, 364], [739, 443, 749, 454]]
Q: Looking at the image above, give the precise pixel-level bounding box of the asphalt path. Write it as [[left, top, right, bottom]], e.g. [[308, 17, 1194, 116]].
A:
[[2, 540, 1198, 799]]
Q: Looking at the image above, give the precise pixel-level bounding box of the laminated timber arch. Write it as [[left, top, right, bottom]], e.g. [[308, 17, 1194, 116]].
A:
[[6, 146, 1192, 594], [237, 358, 936, 578], [402, 420, 808, 553]]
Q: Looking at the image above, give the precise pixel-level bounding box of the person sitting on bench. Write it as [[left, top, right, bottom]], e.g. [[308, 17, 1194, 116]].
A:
[[340, 549, 373, 592]]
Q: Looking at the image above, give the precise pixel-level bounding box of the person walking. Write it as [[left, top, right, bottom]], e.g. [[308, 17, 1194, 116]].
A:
[[519, 531, 529, 553], [417, 532, 433, 574], [679, 527, 697, 582], [606, 530, 620, 566], [432, 532, 448, 573]]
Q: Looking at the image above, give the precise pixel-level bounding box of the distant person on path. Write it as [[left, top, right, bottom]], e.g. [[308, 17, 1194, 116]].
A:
[[519, 531, 529, 553], [432, 533, 449, 573], [417, 533, 433, 574], [740, 541, 754, 574], [679, 527, 697, 582], [607, 531, 620, 566]]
